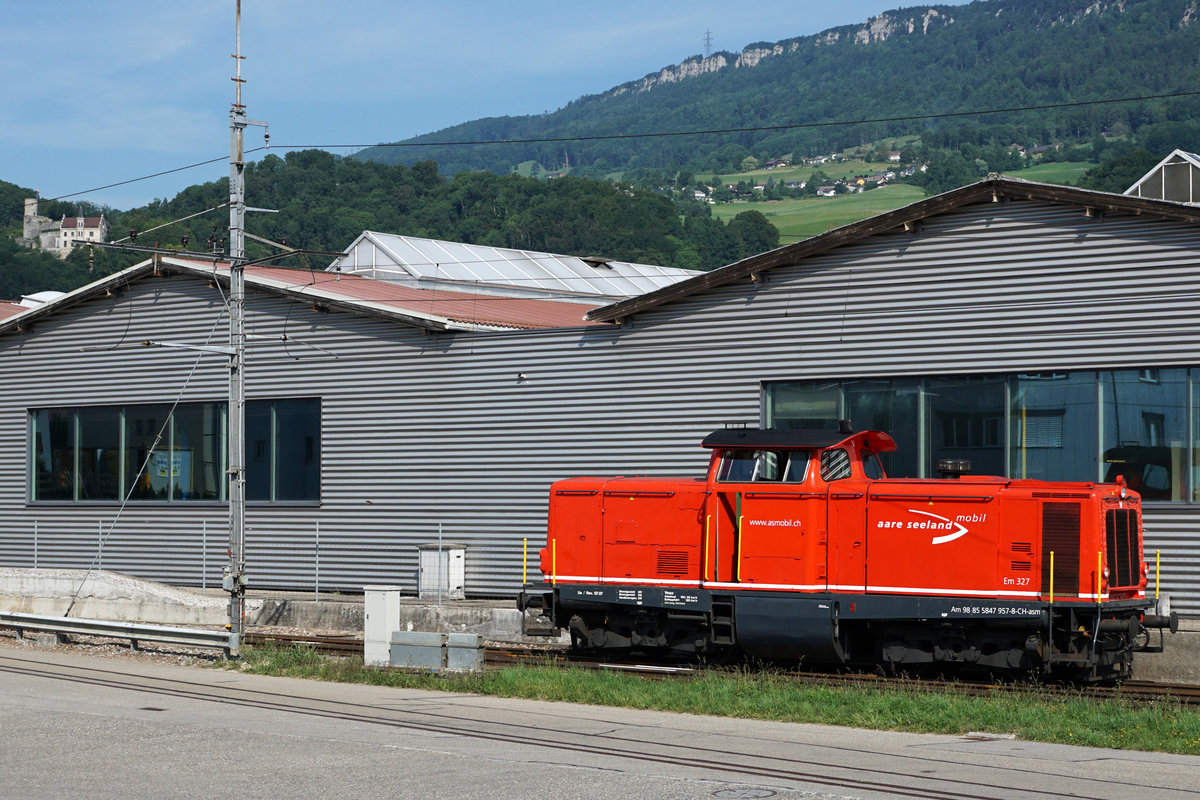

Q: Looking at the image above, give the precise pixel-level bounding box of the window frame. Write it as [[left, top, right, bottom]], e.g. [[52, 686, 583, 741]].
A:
[[766, 369, 1198, 503], [27, 398, 320, 505]]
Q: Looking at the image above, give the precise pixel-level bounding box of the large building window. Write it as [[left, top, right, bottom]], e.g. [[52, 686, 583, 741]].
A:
[[29, 399, 320, 503], [246, 399, 321, 502], [1011, 372, 1096, 481], [765, 370, 1200, 501], [1103, 369, 1188, 501], [78, 406, 121, 500], [766, 378, 920, 477], [32, 409, 73, 501], [928, 376, 1006, 477]]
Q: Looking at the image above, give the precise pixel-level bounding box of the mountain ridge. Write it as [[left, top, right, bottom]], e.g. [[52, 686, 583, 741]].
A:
[[599, 7, 958, 101], [356, 0, 1200, 176]]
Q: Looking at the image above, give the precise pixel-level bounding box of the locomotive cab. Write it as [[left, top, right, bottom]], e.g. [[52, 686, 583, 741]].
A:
[[704, 427, 895, 484]]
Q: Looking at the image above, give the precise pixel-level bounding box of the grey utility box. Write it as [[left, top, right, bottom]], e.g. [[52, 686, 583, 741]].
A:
[[418, 542, 466, 601], [363, 585, 404, 667], [390, 631, 446, 669], [446, 633, 483, 671], [388, 631, 484, 671]]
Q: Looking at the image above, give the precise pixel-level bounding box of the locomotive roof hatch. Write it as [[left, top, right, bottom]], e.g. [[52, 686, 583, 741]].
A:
[[701, 427, 896, 453]]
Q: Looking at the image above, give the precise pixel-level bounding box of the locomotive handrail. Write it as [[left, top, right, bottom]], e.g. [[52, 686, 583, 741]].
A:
[[830, 492, 865, 499], [703, 516, 711, 581], [737, 515, 745, 582], [602, 490, 676, 498], [742, 492, 827, 499], [868, 494, 995, 502], [555, 489, 599, 496]]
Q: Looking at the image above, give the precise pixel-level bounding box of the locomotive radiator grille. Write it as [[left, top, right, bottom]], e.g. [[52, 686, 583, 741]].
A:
[[1105, 509, 1139, 588], [657, 551, 689, 576], [1041, 502, 1080, 597]]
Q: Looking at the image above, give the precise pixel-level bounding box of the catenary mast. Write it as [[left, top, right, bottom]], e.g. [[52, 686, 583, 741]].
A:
[[226, 0, 267, 657]]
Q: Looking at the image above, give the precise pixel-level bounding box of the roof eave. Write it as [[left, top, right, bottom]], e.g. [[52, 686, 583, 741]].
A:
[[162, 258, 468, 332], [0, 257, 164, 337], [586, 176, 1200, 323], [0, 255, 579, 339]]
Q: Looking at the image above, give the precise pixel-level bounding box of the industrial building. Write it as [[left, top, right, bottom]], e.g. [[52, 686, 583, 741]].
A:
[[2, 175, 1199, 616]]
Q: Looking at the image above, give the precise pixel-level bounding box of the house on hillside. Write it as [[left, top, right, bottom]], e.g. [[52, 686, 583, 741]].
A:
[[55, 213, 110, 255], [17, 198, 109, 259], [2, 179, 1200, 617]]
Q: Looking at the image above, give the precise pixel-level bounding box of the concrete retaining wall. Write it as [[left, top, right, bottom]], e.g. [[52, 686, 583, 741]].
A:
[[0, 568, 238, 625], [1131, 620, 1200, 684]]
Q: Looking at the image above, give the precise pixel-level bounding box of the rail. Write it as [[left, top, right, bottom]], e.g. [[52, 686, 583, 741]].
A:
[[0, 611, 234, 657]]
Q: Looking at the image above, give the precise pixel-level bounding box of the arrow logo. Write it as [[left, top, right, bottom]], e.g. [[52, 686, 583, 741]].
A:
[[907, 509, 969, 545]]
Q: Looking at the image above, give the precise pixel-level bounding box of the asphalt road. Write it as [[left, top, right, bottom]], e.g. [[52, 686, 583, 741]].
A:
[[1, 647, 1198, 800]]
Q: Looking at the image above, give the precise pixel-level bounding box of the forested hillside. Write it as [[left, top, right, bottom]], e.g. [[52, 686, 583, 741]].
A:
[[357, 0, 1200, 177], [0, 153, 780, 296], [138, 152, 776, 268]]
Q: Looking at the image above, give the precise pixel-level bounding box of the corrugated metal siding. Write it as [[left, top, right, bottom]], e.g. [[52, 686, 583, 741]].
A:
[[1139, 506, 1199, 616], [2, 198, 1200, 614]]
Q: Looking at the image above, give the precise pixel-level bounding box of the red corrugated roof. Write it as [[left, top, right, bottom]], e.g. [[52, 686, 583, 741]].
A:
[[202, 262, 601, 330], [0, 304, 26, 321]]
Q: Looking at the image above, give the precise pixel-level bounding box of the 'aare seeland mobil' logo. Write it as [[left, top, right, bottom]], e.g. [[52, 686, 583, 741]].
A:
[[876, 509, 984, 544]]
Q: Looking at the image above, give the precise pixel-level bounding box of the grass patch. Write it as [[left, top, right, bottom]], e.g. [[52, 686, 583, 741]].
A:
[[712, 184, 927, 241], [1003, 160, 1097, 184], [233, 645, 1200, 755]]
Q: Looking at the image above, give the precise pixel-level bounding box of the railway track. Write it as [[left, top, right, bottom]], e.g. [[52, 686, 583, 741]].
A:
[[484, 644, 1200, 705], [242, 630, 365, 655], [15, 625, 1199, 707]]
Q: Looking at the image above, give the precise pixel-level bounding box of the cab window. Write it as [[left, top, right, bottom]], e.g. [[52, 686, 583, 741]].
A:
[[820, 448, 853, 481], [863, 450, 885, 480], [718, 449, 812, 482], [782, 451, 811, 482]]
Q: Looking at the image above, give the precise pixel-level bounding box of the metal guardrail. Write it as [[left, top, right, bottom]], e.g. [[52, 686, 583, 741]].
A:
[[0, 611, 234, 657]]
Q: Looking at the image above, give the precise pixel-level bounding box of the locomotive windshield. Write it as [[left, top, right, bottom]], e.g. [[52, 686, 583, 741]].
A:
[[717, 449, 812, 482]]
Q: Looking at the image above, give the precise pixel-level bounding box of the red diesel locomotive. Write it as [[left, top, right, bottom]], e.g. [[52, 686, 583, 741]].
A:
[[519, 426, 1178, 680]]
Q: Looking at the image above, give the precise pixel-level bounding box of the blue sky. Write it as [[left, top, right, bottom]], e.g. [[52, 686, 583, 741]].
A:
[[0, 0, 911, 210]]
